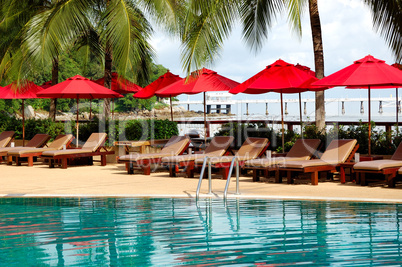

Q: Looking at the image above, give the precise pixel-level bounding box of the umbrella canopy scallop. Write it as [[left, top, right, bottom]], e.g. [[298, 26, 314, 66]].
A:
[[94, 72, 142, 94], [135, 70, 182, 99], [37, 75, 122, 99]]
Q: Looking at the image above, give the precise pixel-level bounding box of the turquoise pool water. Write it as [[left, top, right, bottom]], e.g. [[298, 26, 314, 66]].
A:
[[0, 198, 401, 266]]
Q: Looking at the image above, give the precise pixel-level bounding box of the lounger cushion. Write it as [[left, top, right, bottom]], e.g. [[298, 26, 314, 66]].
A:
[[25, 134, 51, 148], [118, 136, 190, 162], [280, 159, 340, 168], [202, 136, 234, 156], [194, 137, 268, 165], [391, 142, 402, 160], [162, 136, 234, 163], [42, 148, 94, 156], [398, 167, 402, 174], [319, 139, 357, 163], [159, 136, 190, 155], [47, 134, 73, 149], [204, 155, 259, 164], [0, 131, 14, 148], [0, 146, 37, 154], [8, 134, 74, 156], [236, 137, 269, 158], [245, 156, 305, 167], [353, 160, 402, 171], [8, 147, 60, 156], [82, 133, 107, 152], [162, 154, 209, 163], [286, 139, 321, 158]]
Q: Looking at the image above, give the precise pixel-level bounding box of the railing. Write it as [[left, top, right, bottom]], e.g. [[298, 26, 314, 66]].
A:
[[196, 157, 212, 199], [223, 157, 240, 199], [196, 156, 241, 199], [175, 119, 400, 137]]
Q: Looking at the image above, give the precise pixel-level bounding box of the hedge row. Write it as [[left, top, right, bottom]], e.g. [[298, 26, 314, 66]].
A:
[[215, 122, 400, 155], [0, 115, 178, 146]]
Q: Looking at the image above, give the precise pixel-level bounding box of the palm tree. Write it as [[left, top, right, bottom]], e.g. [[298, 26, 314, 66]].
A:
[[181, 0, 402, 130], [1, 0, 184, 118], [0, 0, 61, 120]]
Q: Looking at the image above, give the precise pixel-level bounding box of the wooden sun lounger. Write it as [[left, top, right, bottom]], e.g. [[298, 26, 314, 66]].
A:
[[7, 134, 73, 166], [279, 139, 358, 185], [194, 137, 270, 179], [40, 133, 113, 169], [0, 131, 15, 162], [354, 142, 402, 187], [162, 136, 234, 178], [0, 131, 15, 148], [117, 136, 190, 175], [0, 133, 51, 161], [244, 139, 321, 182]]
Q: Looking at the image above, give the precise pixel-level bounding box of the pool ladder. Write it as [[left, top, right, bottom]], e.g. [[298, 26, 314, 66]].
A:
[[196, 156, 240, 199]]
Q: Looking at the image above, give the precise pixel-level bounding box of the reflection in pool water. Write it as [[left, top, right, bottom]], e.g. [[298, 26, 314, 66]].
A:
[[0, 198, 401, 266]]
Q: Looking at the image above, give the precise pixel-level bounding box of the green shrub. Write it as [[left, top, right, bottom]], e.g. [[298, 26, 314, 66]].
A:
[[0, 113, 178, 145]]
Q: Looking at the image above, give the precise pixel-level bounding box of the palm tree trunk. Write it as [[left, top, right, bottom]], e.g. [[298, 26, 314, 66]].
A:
[[103, 47, 112, 119], [308, 0, 325, 130], [49, 57, 58, 121]]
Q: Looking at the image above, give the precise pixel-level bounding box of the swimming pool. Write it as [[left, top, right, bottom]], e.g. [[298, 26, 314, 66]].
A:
[[0, 198, 401, 266]]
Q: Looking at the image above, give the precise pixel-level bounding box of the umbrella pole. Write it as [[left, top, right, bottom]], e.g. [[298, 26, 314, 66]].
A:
[[112, 98, 114, 119], [299, 92, 303, 138], [281, 92, 285, 153], [170, 97, 174, 121], [368, 87, 371, 156], [397, 88, 399, 134], [22, 99, 25, 147], [76, 98, 79, 147], [89, 100, 92, 120], [204, 92, 207, 145]]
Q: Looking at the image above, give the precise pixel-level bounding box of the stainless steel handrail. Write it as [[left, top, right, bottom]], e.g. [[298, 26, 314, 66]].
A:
[[196, 157, 209, 199], [224, 157, 240, 199]]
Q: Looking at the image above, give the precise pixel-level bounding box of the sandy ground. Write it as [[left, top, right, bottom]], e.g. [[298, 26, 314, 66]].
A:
[[1, 159, 402, 203]]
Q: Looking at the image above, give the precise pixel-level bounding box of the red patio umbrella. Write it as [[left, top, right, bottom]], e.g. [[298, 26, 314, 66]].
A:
[[313, 55, 402, 155], [230, 59, 326, 152], [134, 70, 182, 121], [94, 72, 142, 119], [0, 81, 44, 146], [40, 81, 53, 89], [94, 72, 142, 94], [158, 68, 239, 140], [37, 75, 122, 146], [391, 64, 402, 129]]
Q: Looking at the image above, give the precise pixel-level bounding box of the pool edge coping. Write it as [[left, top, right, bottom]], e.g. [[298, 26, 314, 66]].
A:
[[1, 193, 402, 204]]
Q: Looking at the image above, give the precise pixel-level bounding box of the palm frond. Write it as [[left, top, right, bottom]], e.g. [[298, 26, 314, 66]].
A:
[[181, 0, 239, 75], [140, 0, 187, 35], [283, 0, 307, 37], [103, 0, 154, 83], [24, 0, 93, 65], [364, 0, 402, 61], [240, 0, 284, 52]]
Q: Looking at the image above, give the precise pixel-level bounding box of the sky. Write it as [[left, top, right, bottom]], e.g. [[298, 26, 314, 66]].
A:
[[149, 0, 400, 121]]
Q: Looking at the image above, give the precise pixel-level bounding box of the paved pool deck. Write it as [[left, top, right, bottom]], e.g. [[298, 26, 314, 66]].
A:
[[1, 161, 402, 203]]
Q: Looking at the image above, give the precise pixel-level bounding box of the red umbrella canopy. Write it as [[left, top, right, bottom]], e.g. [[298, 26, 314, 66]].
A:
[[313, 55, 402, 88], [295, 64, 316, 77], [392, 63, 402, 70], [0, 81, 44, 99], [37, 75, 123, 99], [94, 72, 142, 94], [40, 81, 53, 89], [134, 70, 182, 99], [229, 59, 320, 94], [157, 68, 239, 96]]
